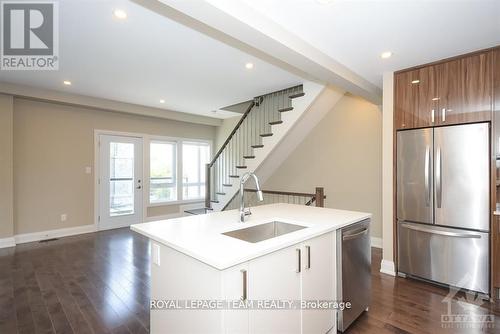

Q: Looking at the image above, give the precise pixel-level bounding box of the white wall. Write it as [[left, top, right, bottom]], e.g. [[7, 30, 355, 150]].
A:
[[381, 72, 396, 276]]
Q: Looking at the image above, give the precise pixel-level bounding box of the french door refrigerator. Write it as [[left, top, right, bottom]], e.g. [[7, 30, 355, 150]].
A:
[[397, 123, 490, 294]]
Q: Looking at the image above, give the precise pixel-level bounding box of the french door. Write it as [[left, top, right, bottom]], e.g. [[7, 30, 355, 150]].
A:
[[99, 135, 143, 230]]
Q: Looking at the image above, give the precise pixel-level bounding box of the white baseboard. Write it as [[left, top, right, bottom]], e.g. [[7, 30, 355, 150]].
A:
[[0, 237, 16, 249], [14, 224, 97, 245], [380, 259, 396, 276], [370, 237, 382, 248]]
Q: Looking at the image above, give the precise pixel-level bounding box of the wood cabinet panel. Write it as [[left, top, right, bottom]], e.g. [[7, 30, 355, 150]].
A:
[[395, 50, 494, 130], [438, 52, 493, 125], [395, 66, 438, 130]]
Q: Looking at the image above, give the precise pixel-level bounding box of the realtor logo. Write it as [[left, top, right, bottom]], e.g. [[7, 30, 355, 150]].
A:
[[1, 1, 58, 70]]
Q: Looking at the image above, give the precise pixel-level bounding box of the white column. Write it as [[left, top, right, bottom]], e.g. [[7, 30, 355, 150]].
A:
[[381, 72, 396, 276]]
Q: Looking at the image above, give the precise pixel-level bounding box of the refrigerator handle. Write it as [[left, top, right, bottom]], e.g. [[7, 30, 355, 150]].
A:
[[400, 223, 481, 239], [436, 147, 442, 208], [424, 146, 431, 207]]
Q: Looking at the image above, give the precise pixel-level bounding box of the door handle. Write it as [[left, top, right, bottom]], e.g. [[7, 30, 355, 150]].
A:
[[424, 146, 430, 207], [436, 147, 442, 208], [401, 223, 481, 239], [441, 108, 446, 122], [431, 109, 435, 123], [240, 269, 247, 301], [343, 228, 368, 241], [305, 246, 311, 269], [296, 249, 301, 273], [136, 185, 142, 190]]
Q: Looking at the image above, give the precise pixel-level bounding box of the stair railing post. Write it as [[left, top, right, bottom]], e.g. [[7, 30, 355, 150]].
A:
[[205, 163, 211, 209], [315, 187, 325, 207]]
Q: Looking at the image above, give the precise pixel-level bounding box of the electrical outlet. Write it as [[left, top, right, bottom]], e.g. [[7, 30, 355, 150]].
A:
[[60, 214, 67, 222]]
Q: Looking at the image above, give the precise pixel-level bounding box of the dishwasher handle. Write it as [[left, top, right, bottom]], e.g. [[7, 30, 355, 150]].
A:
[[342, 228, 368, 241]]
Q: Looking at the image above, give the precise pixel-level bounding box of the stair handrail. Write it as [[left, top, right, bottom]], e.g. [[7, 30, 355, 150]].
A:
[[205, 85, 303, 209], [208, 98, 258, 168], [222, 187, 326, 210]]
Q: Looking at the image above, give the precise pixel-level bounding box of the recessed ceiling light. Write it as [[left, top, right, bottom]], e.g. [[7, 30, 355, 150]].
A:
[[63, 80, 72, 86], [159, 99, 165, 104], [113, 9, 127, 20], [380, 51, 393, 59], [245, 62, 254, 69], [411, 80, 420, 84]]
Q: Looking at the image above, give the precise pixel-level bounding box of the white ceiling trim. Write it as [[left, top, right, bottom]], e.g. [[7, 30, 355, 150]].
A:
[[0, 81, 222, 126], [134, 0, 382, 104]]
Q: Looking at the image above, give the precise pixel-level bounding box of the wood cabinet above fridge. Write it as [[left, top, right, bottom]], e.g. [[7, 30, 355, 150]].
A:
[[395, 50, 493, 130]]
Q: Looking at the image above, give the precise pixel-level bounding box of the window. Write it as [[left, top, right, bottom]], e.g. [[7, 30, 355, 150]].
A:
[[182, 142, 210, 200], [110, 142, 135, 216], [150, 141, 176, 203]]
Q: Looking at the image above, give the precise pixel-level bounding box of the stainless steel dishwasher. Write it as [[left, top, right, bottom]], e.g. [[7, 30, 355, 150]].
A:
[[336, 219, 371, 332]]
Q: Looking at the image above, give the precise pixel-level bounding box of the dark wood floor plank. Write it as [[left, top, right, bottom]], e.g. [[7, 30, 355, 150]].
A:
[[12, 267, 37, 334], [0, 267, 19, 334]]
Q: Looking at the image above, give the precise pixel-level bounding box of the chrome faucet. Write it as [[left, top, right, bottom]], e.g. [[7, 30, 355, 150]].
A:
[[239, 172, 264, 223]]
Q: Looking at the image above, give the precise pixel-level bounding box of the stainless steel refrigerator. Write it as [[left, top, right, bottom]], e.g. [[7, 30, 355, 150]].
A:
[[397, 122, 490, 294]]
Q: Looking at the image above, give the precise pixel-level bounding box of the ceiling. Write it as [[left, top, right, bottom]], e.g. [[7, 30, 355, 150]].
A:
[[242, 0, 500, 87], [0, 0, 302, 119]]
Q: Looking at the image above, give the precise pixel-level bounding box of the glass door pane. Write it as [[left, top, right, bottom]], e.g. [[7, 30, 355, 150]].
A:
[[109, 142, 135, 216]]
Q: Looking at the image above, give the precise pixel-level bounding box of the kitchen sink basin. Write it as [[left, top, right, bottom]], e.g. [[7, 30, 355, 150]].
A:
[[222, 221, 307, 243]]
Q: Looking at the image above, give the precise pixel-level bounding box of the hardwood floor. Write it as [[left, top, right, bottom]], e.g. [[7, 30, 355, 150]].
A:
[[0, 228, 151, 334], [0, 228, 498, 333]]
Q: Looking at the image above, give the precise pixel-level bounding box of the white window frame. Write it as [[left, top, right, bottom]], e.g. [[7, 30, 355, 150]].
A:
[[147, 135, 212, 206], [149, 140, 178, 204], [182, 141, 211, 201]]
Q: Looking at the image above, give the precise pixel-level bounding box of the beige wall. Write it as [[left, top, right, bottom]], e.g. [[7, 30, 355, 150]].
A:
[[263, 95, 383, 238], [13, 98, 215, 234], [0, 94, 14, 238], [215, 116, 241, 150]]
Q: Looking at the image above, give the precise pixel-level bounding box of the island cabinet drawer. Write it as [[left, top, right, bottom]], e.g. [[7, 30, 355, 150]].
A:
[[222, 232, 336, 334]]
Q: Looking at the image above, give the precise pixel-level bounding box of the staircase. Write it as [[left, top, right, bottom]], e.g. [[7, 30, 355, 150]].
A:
[[206, 82, 325, 211]]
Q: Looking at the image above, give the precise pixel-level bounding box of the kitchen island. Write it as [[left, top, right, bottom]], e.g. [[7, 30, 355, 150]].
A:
[[131, 203, 371, 334]]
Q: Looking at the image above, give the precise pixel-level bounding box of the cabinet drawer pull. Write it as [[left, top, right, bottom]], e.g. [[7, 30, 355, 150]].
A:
[[305, 245, 311, 269], [296, 249, 301, 273], [240, 269, 247, 301]]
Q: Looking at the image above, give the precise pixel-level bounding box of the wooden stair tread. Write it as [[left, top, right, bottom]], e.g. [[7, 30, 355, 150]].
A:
[[251, 145, 264, 148], [260, 133, 273, 137], [210, 200, 219, 203], [269, 120, 283, 125], [289, 92, 305, 99], [243, 155, 256, 159], [229, 175, 239, 178], [222, 184, 232, 187], [278, 107, 293, 113], [235, 166, 247, 169], [216, 192, 226, 195]]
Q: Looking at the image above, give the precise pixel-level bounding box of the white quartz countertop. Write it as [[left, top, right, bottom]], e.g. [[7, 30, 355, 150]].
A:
[[131, 203, 371, 270]]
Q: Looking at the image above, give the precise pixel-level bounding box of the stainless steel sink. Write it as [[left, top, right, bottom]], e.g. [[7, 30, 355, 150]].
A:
[[222, 221, 306, 243]]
